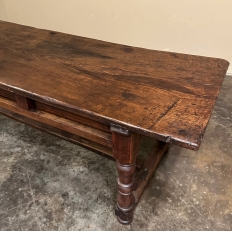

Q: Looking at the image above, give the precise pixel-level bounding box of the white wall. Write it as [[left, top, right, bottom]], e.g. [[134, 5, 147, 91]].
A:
[[0, 0, 231, 73]]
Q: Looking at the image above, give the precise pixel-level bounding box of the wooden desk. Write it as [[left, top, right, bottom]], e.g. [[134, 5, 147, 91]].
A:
[[0, 21, 229, 224]]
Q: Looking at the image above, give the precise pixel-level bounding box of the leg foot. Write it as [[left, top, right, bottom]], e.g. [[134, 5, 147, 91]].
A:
[[115, 203, 134, 224], [115, 161, 136, 225]]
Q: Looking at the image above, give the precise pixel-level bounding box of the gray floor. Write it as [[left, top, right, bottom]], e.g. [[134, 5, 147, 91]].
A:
[[0, 76, 231, 230]]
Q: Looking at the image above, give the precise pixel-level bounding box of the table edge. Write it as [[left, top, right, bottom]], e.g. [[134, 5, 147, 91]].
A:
[[0, 82, 202, 150]]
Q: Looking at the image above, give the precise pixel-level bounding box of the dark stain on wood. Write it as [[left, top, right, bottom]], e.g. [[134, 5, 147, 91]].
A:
[[49, 31, 57, 35], [121, 91, 137, 101], [36, 41, 113, 60], [123, 46, 134, 53]]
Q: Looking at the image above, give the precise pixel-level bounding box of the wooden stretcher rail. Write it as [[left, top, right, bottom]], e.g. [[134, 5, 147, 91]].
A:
[[0, 95, 112, 148], [0, 106, 113, 156], [0, 88, 110, 133]]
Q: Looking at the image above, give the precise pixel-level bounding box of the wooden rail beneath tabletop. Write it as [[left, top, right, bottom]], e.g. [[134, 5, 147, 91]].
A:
[[0, 95, 112, 148]]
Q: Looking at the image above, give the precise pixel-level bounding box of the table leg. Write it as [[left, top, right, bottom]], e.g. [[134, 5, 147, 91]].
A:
[[111, 129, 141, 224]]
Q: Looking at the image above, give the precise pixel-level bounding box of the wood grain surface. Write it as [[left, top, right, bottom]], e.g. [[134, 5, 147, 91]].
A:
[[0, 21, 229, 149]]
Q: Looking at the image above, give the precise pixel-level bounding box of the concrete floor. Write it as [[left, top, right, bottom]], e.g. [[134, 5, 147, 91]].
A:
[[0, 75, 231, 230]]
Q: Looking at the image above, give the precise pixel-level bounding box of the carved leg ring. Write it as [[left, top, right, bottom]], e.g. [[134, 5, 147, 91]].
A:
[[115, 161, 136, 224]]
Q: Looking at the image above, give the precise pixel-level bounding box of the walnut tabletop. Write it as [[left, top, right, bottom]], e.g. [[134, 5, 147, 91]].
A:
[[0, 21, 229, 150]]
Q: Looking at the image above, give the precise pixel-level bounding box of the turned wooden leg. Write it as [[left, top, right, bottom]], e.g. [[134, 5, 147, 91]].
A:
[[115, 161, 136, 224], [110, 124, 141, 224]]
